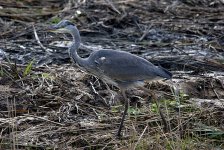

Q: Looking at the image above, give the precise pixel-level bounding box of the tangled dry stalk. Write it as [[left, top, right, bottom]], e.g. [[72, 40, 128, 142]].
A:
[[0, 0, 224, 149]]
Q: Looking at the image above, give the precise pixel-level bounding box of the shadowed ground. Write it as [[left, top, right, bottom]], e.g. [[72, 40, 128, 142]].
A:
[[0, 0, 223, 149]]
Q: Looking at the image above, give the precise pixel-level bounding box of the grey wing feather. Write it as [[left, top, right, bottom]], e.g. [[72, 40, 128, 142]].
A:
[[88, 50, 172, 82]]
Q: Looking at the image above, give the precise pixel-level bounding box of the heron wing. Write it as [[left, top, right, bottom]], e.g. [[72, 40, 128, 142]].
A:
[[89, 50, 167, 82]]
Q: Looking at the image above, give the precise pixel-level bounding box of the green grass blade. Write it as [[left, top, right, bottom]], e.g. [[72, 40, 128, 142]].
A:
[[23, 60, 33, 77]]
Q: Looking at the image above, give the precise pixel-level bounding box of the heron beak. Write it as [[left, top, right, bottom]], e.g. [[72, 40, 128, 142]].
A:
[[47, 25, 68, 33], [50, 28, 68, 33]]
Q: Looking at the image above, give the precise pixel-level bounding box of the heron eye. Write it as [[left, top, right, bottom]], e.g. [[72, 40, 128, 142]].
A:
[[65, 21, 74, 26]]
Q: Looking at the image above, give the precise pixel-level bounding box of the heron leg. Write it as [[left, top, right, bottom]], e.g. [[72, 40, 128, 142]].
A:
[[139, 87, 169, 132], [117, 90, 129, 137], [105, 83, 116, 105]]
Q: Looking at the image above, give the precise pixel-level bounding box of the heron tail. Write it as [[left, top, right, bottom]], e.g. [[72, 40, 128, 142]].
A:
[[157, 66, 172, 79]]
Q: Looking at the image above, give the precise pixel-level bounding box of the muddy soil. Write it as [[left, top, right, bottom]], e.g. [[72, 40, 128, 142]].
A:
[[0, 0, 224, 149]]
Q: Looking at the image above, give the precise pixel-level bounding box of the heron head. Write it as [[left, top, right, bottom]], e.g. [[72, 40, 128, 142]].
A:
[[49, 20, 75, 33]]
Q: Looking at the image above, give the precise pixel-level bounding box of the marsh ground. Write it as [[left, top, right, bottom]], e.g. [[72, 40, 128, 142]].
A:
[[0, 0, 224, 149]]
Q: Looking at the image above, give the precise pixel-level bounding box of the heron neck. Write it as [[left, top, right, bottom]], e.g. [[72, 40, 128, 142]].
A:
[[69, 26, 87, 67]]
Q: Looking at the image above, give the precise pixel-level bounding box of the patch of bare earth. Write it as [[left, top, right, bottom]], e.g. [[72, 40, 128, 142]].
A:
[[0, 0, 224, 149]]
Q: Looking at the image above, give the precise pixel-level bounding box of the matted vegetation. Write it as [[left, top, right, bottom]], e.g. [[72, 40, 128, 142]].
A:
[[0, 0, 223, 149]]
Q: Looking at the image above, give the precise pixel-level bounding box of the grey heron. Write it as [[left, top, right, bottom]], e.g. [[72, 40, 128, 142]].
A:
[[49, 20, 172, 137]]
